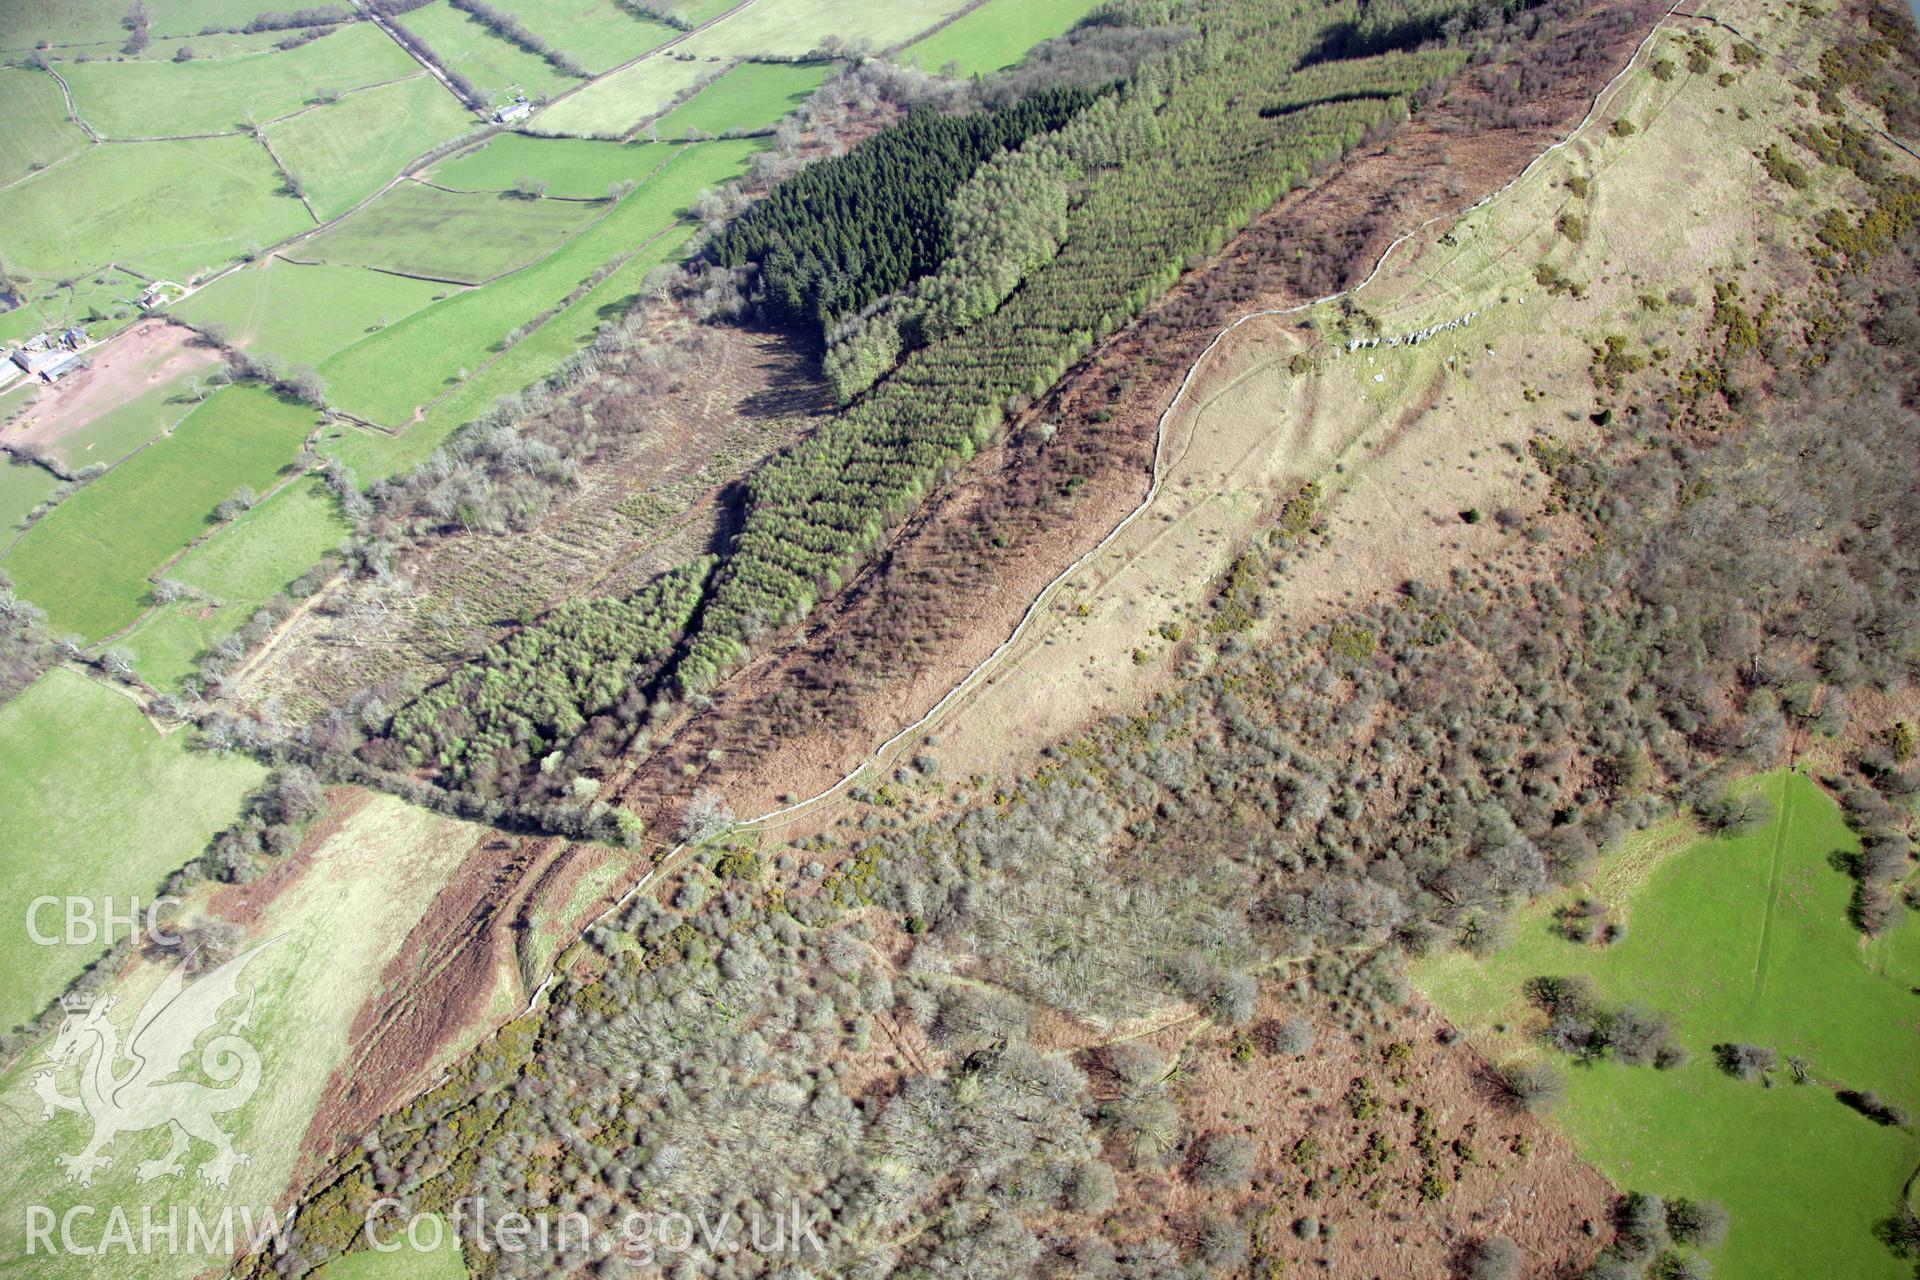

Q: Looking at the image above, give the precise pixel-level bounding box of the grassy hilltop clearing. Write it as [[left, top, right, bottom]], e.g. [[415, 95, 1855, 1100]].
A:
[[1417, 773, 1920, 1279]]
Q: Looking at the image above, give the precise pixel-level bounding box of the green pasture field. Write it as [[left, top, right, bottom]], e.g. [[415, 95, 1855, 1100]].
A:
[[1414, 771, 1920, 1280], [298, 180, 602, 284], [677, 0, 970, 57], [0, 456, 60, 532], [317, 137, 756, 428], [120, 475, 349, 687], [317, 1216, 471, 1279], [0, 788, 495, 1280], [327, 214, 694, 479], [0, 0, 272, 53], [140, 26, 322, 61], [32, 370, 206, 472], [61, 22, 420, 138], [651, 58, 826, 137], [402, 0, 575, 104], [527, 54, 716, 138], [0, 66, 89, 185], [0, 134, 313, 283], [426, 133, 672, 198], [266, 73, 479, 220], [175, 257, 454, 370], [512, 0, 678, 73], [670, 0, 741, 22], [902, 0, 1105, 74], [1, 384, 317, 639], [0, 666, 263, 1032]]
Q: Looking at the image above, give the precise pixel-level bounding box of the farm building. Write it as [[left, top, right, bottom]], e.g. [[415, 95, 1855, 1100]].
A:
[[495, 99, 532, 124], [12, 346, 83, 381]]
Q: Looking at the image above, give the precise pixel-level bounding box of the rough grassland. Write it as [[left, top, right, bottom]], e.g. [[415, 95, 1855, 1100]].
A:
[[0, 135, 313, 282], [318, 138, 757, 427], [121, 476, 350, 687], [0, 667, 263, 1032], [1414, 773, 1920, 1280], [677, 0, 972, 57], [0, 66, 89, 185], [902, 0, 1105, 74], [61, 23, 420, 138], [298, 180, 601, 284], [173, 257, 455, 371], [528, 54, 715, 138], [651, 59, 827, 137], [268, 75, 479, 221], [0, 457, 59, 531], [0, 789, 494, 1280], [427, 134, 673, 198], [510, 0, 678, 73], [402, 0, 575, 104], [1, 385, 317, 639]]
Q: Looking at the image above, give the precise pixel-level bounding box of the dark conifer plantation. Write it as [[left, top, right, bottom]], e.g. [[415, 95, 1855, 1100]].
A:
[[711, 87, 1097, 334]]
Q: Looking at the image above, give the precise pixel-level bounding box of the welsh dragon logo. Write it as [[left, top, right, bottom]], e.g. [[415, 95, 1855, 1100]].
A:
[[30, 939, 277, 1188]]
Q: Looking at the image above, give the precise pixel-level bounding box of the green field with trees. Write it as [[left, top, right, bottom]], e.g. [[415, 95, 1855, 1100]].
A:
[[0, 667, 262, 1032], [0, 66, 89, 184], [174, 257, 455, 370], [298, 180, 602, 284], [502, 0, 678, 73], [61, 22, 418, 138], [266, 73, 479, 220], [401, 0, 577, 104], [30, 368, 207, 472], [650, 59, 828, 137], [1414, 772, 1920, 1279], [903, 0, 1107, 75], [0, 134, 313, 283], [0, 0, 275, 52], [119, 475, 350, 688], [0, 458, 60, 534], [316, 137, 757, 426], [526, 53, 715, 138], [1, 385, 317, 639], [676, 0, 971, 57], [425, 134, 672, 197]]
